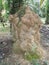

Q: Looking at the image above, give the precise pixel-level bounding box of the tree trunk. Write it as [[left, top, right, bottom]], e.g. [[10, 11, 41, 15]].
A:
[[9, 6, 46, 59]]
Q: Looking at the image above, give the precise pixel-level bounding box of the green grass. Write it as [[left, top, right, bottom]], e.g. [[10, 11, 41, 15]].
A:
[[0, 22, 10, 32], [24, 52, 40, 61], [0, 26, 10, 32]]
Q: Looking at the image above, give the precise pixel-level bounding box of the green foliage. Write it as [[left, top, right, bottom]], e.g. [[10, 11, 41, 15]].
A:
[[45, 0, 49, 24], [39, 6, 46, 17], [24, 52, 40, 61], [31, 59, 41, 65], [40, 0, 49, 23], [0, 23, 10, 32], [7, 0, 24, 14], [33, 2, 40, 14], [0, 0, 24, 22], [0, 0, 3, 11], [0, 0, 40, 19]]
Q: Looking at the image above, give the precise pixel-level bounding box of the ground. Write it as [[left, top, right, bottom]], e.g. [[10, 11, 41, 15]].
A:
[[40, 25, 49, 61]]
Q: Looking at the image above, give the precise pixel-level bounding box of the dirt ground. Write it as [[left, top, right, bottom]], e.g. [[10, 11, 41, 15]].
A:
[[40, 25, 49, 61]]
